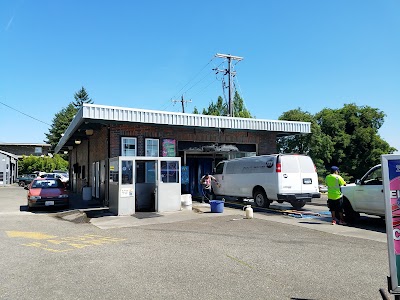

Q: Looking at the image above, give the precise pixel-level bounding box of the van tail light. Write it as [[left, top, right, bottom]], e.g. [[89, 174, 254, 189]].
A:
[[276, 163, 281, 173], [314, 164, 317, 172]]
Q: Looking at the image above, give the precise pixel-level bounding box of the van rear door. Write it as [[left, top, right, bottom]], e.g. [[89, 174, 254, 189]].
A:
[[279, 155, 302, 194], [298, 155, 318, 193]]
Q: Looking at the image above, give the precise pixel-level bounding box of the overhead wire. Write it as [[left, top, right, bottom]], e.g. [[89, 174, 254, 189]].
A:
[[160, 56, 216, 111], [0, 101, 51, 126], [185, 59, 226, 102]]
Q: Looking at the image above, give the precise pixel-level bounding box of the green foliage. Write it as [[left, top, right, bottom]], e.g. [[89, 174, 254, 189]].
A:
[[18, 154, 68, 174], [277, 104, 397, 182], [202, 96, 228, 116], [73, 86, 93, 108], [193, 92, 253, 118], [233, 91, 252, 118], [44, 103, 78, 150], [193, 107, 199, 114], [45, 86, 94, 150]]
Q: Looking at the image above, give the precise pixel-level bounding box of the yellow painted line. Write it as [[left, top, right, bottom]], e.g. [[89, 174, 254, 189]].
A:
[[6, 231, 127, 253], [6, 231, 57, 240], [22, 242, 73, 252], [226, 254, 253, 269]]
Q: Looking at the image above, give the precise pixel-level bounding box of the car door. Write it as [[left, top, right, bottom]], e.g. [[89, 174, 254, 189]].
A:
[[352, 166, 384, 215]]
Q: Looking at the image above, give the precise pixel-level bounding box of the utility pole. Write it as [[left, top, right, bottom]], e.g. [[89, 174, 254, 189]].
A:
[[172, 95, 192, 113], [214, 53, 243, 117]]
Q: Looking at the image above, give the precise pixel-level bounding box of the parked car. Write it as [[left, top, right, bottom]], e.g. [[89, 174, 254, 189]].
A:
[[341, 164, 384, 222], [26, 178, 69, 210], [319, 184, 328, 193], [16, 174, 37, 187], [40, 173, 69, 183]]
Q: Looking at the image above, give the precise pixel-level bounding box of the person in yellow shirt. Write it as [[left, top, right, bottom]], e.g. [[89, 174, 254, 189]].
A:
[[325, 166, 347, 225]]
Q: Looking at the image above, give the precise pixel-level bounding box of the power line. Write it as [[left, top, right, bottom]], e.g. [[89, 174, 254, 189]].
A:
[[160, 56, 216, 111], [0, 101, 51, 126], [171, 57, 215, 99]]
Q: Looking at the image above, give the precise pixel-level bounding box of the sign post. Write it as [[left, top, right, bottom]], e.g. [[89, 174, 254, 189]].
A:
[[382, 154, 400, 297]]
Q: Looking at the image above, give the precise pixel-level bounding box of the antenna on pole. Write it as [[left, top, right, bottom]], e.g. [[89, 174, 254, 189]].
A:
[[172, 95, 192, 113], [214, 53, 243, 117]]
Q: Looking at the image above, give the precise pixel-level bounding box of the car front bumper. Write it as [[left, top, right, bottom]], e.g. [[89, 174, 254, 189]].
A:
[[28, 198, 69, 208]]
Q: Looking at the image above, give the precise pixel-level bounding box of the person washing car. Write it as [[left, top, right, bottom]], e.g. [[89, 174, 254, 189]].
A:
[[325, 166, 347, 225], [200, 174, 219, 203]]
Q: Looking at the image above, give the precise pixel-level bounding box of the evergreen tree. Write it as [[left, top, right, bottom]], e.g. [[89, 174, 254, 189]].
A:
[[73, 86, 93, 108], [44, 103, 78, 150], [193, 92, 252, 118]]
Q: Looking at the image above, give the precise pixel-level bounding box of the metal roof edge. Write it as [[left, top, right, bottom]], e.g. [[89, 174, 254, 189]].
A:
[[0, 149, 19, 159], [81, 103, 311, 132], [54, 108, 84, 153]]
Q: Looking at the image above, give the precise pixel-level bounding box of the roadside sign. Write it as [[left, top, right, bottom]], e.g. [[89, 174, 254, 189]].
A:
[[382, 154, 400, 294]]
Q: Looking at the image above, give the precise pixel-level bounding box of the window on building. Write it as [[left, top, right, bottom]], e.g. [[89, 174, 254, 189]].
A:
[[160, 161, 179, 183], [145, 138, 159, 157], [34, 147, 42, 154], [121, 137, 137, 156], [122, 160, 133, 185]]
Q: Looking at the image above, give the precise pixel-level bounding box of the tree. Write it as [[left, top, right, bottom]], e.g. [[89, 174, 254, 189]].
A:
[[45, 103, 78, 150], [193, 92, 252, 118], [315, 104, 396, 179], [277, 108, 333, 180], [277, 104, 397, 181], [45, 87, 94, 150], [201, 96, 228, 116], [18, 154, 68, 174], [73, 86, 93, 108], [233, 91, 252, 118]]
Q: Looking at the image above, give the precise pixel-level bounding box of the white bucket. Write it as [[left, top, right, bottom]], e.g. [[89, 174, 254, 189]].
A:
[[181, 194, 192, 210]]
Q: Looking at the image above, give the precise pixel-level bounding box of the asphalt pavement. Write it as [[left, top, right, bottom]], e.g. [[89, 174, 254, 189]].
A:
[[0, 186, 392, 300]]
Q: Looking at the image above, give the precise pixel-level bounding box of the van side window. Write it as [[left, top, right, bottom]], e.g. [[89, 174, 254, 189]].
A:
[[215, 162, 224, 174]]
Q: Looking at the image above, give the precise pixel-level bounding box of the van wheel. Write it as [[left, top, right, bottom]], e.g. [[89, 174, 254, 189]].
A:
[[254, 189, 269, 208], [343, 198, 360, 223], [291, 200, 306, 210]]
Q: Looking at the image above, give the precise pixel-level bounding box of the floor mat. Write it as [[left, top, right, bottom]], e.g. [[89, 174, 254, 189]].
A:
[[134, 212, 162, 219]]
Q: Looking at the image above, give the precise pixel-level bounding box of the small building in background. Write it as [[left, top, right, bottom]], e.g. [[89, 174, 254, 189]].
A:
[[0, 150, 18, 186], [0, 143, 51, 159]]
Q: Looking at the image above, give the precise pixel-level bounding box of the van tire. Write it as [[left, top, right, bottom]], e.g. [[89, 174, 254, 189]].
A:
[[291, 200, 307, 210], [254, 189, 269, 208]]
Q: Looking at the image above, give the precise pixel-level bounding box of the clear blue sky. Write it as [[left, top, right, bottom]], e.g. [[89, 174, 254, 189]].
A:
[[1, 1, 399, 154]]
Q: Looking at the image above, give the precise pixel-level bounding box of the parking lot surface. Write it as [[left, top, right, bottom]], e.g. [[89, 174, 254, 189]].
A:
[[0, 186, 391, 300]]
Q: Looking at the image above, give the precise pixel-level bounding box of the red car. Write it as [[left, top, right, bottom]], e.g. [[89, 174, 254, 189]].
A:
[[26, 178, 69, 210]]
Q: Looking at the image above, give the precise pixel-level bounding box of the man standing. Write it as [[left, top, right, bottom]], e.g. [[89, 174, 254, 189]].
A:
[[325, 166, 347, 225]]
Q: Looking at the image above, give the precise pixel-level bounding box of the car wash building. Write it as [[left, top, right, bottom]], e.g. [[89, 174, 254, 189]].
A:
[[54, 104, 311, 215]]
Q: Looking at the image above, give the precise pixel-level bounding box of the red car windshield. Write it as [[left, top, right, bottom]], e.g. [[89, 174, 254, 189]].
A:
[[31, 179, 65, 189]]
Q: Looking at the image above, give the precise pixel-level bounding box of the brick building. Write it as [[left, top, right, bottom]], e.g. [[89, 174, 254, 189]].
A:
[[55, 104, 311, 208]]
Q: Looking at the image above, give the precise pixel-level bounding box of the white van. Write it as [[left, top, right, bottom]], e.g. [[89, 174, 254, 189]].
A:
[[212, 154, 320, 209]]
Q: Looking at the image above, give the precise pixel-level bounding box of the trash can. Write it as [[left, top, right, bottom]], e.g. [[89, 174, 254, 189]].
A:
[[209, 200, 224, 213]]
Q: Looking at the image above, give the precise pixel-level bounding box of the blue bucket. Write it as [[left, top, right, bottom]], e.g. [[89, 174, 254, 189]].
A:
[[210, 200, 224, 213]]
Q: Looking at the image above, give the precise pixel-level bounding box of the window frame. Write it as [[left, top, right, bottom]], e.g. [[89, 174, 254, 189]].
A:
[[121, 137, 137, 156], [145, 138, 159, 157]]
